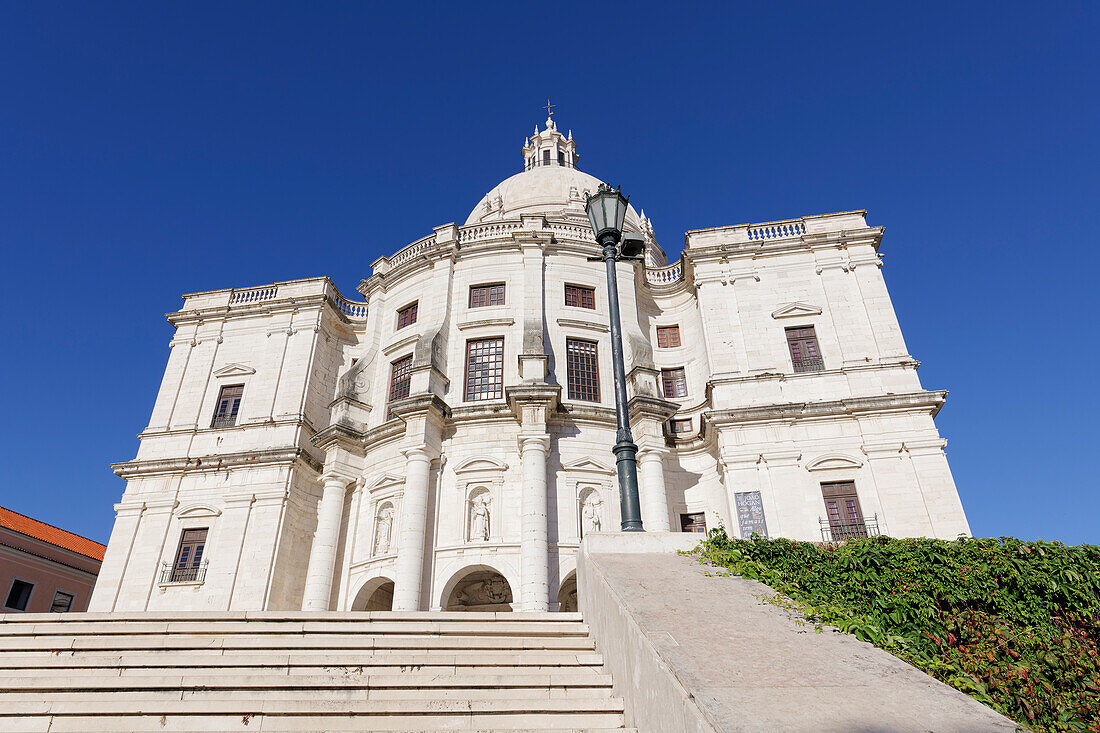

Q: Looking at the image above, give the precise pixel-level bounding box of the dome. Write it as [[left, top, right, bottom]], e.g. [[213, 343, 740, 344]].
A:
[[463, 114, 663, 263], [464, 165, 646, 232]]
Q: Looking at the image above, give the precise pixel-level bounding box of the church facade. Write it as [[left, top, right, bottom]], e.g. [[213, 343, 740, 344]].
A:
[[89, 117, 970, 614]]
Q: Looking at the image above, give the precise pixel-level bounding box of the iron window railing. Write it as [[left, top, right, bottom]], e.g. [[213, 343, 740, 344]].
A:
[[160, 559, 208, 584], [819, 514, 880, 542], [524, 158, 576, 170], [792, 355, 826, 373]]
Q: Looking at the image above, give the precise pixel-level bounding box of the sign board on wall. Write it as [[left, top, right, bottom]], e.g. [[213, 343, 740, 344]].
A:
[[735, 491, 768, 539]]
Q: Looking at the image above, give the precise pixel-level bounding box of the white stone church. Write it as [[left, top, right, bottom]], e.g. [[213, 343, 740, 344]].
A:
[[89, 115, 971, 616]]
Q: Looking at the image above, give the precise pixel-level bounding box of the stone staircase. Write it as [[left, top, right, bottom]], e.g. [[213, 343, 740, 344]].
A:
[[0, 611, 632, 732]]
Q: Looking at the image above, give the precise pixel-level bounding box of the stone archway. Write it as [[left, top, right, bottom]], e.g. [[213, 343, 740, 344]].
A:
[[558, 572, 578, 612], [442, 565, 513, 612], [350, 577, 394, 611]]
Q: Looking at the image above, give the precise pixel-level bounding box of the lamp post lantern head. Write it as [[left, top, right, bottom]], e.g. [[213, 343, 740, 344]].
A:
[[585, 183, 629, 244]]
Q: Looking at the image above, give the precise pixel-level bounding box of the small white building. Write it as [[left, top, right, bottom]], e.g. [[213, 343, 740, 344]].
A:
[[89, 116, 970, 615]]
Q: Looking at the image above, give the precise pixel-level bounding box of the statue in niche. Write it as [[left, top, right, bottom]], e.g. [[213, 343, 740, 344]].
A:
[[469, 494, 491, 541], [374, 506, 393, 555], [581, 492, 602, 535]]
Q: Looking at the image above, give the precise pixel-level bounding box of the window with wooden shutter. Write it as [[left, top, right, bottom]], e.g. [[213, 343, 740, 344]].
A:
[[171, 528, 208, 583], [565, 338, 600, 402], [820, 482, 867, 540], [464, 337, 504, 401], [656, 325, 681, 348], [211, 385, 244, 428], [469, 283, 505, 308], [680, 512, 706, 533], [670, 418, 693, 434], [786, 326, 825, 373], [564, 284, 596, 310], [661, 367, 688, 398], [396, 302, 418, 330]]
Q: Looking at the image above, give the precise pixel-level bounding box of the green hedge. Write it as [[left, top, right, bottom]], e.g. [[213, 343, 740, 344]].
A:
[[696, 530, 1100, 732]]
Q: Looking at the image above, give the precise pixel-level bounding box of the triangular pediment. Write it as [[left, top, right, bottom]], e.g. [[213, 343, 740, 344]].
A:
[[562, 457, 614, 475], [366, 473, 405, 491], [805, 453, 863, 472], [454, 456, 508, 474], [771, 302, 822, 319], [213, 363, 256, 378]]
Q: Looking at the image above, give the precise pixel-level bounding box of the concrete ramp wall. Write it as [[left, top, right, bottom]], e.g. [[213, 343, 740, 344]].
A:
[[577, 532, 1021, 733]]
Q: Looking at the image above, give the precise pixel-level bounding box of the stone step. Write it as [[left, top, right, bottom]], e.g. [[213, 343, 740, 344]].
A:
[[1, 620, 590, 637], [15, 719, 631, 733], [0, 613, 628, 731], [0, 649, 605, 669], [0, 671, 614, 691], [0, 699, 626, 729], [2, 688, 615, 703], [0, 633, 597, 652], [0, 611, 584, 623]]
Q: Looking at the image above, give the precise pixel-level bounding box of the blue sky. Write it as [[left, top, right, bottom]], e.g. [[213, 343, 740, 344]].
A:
[[1, 2, 1097, 545]]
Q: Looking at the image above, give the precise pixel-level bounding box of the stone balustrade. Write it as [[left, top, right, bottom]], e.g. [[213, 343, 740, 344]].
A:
[[388, 233, 438, 267], [645, 261, 682, 286], [748, 220, 807, 240], [229, 285, 278, 305], [458, 222, 521, 243], [177, 278, 367, 321]]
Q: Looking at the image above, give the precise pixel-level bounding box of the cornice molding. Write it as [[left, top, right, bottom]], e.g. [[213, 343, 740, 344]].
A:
[[382, 333, 421, 356], [457, 317, 515, 331], [111, 447, 323, 479], [556, 317, 609, 333], [706, 390, 948, 426]]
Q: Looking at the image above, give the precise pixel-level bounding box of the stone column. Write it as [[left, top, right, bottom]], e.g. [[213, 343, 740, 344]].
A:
[[302, 475, 350, 611], [392, 447, 432, 611], [637, 448, 671, 531], [519, 433, 551, 612]]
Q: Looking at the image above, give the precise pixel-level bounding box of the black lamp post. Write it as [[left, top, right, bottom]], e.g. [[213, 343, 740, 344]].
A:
[[585, 184, 646, 532]]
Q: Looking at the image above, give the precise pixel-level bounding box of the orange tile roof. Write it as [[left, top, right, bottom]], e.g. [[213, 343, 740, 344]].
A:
[[0, 506, 107, 562]]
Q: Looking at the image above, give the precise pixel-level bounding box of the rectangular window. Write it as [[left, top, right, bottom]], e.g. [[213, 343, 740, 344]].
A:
[[171, 528, 208, 583], [670, 418, 692, 434], [566, 338, 600, 402], [396, 302, 418, 330], [564, 284, 596, 310], [464, 337, 505, 401], [543, 149, 551, 165], [4, 579, 33, 611], [680, 512, 707, 533], [50, 591, 74, 613], [661, 367, 688, 398], [656, 325, 681, 348], [821, 482, 867, 540], [786, 326, 825, 373], [211, 385, 244, 428], [469, 283, 505, 308], [389, 355, 413, 403]]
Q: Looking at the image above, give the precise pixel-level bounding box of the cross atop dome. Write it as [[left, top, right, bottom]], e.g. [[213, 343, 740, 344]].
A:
[[523, 105, 578, 171]]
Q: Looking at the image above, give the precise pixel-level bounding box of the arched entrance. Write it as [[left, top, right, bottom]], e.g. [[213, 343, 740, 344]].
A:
[[350, 577, 394, 611], [441, 565, 513, 612], [558, 572, 578, 612]]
